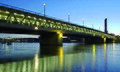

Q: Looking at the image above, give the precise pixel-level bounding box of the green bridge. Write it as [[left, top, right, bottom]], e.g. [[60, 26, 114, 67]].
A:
[[0, 4, 116, 45]]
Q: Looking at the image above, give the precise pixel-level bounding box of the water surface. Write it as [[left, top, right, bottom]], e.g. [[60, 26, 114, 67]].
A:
[[0, 43, 120, 72]]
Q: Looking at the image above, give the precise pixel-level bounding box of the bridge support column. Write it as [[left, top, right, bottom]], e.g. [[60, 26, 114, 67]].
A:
[[40, 32, 63, 46]]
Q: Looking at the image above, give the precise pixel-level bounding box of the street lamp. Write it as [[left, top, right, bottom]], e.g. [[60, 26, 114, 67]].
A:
[[43, 3, 46, 16], [92, 24, 94, 29], [83, 21, 84, 26], [99, 26, 100, 30], [68, 13, 70, 22], [82, 18, 84, 26]]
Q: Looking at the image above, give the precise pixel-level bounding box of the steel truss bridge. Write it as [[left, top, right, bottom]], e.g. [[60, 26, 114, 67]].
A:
[[0, 4, 116, 39]]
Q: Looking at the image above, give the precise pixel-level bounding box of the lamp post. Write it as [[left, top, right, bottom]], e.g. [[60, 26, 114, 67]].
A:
[[92, 24, 94, 29], [43, 3, 46, 17], [68, 13, 70, 22], [82, 18, 84, 26], [99, 26, 100, 30], [83, 21, 84, 26]]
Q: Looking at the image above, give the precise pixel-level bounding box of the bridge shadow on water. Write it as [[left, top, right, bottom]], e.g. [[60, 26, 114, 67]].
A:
[[40, 45, 63, 57], [39, 43, 95, 57]]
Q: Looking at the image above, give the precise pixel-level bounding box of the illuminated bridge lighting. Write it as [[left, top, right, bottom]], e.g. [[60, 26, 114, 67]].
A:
[[35, 27, 38, 30], [0, 5, 117, 39]]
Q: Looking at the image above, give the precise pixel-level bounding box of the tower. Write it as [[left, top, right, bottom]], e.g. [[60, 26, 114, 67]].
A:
[[104, 18, 108, 33]]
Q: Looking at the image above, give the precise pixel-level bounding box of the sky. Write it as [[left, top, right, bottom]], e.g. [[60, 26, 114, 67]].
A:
[[0, 0, 120, 38]]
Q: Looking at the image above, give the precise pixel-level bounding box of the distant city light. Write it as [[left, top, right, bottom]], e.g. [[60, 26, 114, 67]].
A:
[[63, 36, 67, 38]]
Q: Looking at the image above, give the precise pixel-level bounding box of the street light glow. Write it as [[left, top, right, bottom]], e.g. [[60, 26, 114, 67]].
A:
[[35, 27, 38, 30], [43, 3, 46, 6]]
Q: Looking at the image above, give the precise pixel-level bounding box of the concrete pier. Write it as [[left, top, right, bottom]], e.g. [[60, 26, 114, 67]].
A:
[[40, 32, 63, 46]]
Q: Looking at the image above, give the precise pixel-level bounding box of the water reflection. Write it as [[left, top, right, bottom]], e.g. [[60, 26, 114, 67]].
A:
[[112, 43, 116, 50], [0, 43, 14, 62], [0, 43, 38, 63], [92, 44, 96, 71], [92, 44, 96, 60], [40, 45, 64, 56], [0, 43, 120, 72], [1, 43, 14, 50], [103, 43, 107, 72], [104, 43, 107, 60], [34, 53, 39, 72]]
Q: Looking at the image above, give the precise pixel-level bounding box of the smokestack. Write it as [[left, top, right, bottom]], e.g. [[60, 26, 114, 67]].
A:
[[104, 18, 108, 33]]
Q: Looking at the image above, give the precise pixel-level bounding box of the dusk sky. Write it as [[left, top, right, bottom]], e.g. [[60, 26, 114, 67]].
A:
[[0, 0, 120, 38]]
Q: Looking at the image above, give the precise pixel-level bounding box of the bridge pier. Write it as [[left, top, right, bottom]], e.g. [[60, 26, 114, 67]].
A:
[[40, 32, 63, 46], [40, 32, 63, 56]]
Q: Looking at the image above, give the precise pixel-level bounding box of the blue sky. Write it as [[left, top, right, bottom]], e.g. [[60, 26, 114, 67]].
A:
[[0, 0, 120, 38]]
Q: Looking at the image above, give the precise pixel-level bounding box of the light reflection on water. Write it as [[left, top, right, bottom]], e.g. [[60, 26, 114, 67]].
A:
[[0, 43, 120, 72]]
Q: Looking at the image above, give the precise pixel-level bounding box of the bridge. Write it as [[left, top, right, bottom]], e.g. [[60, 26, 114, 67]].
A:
[[0, 4, 116, 45]]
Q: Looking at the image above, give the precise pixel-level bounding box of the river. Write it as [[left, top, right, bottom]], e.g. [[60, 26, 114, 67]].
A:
[[0, 43, 120, 72]]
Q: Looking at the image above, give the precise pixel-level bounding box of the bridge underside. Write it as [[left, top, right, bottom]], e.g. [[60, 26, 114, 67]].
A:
[[84, 37, 113, 44], [0, 22, 52, 35]]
